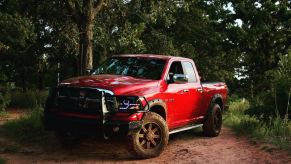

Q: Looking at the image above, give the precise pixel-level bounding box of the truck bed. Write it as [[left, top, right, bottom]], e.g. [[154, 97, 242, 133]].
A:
[[201, 82, 228, 110]]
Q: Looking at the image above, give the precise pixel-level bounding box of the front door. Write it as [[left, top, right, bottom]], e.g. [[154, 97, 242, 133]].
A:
[[165, 61, 202, 128]]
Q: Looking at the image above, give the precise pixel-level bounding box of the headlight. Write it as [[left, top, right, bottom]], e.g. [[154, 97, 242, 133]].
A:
[[118, 98, 140, 110], [117, 96, 142, 111], [106, 96, 146, 111]]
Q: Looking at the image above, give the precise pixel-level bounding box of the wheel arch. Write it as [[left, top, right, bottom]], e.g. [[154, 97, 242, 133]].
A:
[[209, 94, 224, 111], [146, 99, 167, 121]]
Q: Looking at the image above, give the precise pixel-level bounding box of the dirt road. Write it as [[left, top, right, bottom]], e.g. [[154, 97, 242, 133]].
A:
[[1, 126, 291, 164]]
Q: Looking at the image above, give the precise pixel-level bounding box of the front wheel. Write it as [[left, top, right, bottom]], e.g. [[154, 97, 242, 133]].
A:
[[203, 103, 222, 137], [127, 112, 169, 159]]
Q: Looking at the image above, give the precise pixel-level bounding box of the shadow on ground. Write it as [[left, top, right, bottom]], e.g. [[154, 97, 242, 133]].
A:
[[0, 128, 205, 162]]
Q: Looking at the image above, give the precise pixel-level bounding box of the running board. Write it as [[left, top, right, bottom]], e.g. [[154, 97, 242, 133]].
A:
[[169, 124, 203, 134]]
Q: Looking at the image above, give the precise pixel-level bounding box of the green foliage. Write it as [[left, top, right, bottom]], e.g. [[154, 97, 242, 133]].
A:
[[0, 12, 37, 88], [0, 12, 36, 50], [0, 93, 10, 111], [0, 108, 48, 142], [0, 85, 11, 111], [247, 53, 291, 119], [0, 0, 290, 101], [245, 105, 277, 121], [0, 111, 8, 118], [228, 98, 250, 111], [225, 99, 291, 151], [230, 0, 290, 96], [267, 53, 291, 100], [0, 158, 5, 164], [9, 90, 48, 109]]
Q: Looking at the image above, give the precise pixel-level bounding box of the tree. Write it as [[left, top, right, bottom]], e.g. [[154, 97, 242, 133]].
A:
[[267, 52, 291, 118], [66, 0, 108, 75], [230, 0, 290, 97], [0, 12, 36, 90]]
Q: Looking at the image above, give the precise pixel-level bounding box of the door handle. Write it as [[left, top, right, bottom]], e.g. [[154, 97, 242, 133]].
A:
[[183, 89, 189, 93]]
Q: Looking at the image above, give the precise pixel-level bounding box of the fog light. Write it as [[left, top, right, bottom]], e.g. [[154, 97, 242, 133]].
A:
[[113, 126, 119, 132]]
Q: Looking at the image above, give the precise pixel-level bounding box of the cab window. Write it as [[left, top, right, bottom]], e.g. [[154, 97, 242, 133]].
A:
[[167, 61, 185, 83], [182, 61, 197, 83], [169, 61, 184, 74]]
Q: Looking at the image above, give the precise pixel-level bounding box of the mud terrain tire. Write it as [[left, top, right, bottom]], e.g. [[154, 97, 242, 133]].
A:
[[127, 112, 169, 159], [203, 103, 222, 137]]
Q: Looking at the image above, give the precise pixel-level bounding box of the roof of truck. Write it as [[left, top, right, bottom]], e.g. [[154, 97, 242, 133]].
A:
[[112, 54, 191, 61]]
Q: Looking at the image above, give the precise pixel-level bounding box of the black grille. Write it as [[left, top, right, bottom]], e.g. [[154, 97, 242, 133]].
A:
[[55, 87, 104, 115]]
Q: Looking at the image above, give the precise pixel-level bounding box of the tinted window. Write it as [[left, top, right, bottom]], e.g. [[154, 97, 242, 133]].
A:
[[169, 61, 184, 74], [93, 57, 166, 80], [182, 62, 197, 83]]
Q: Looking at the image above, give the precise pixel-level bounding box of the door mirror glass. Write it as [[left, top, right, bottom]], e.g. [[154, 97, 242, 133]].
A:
[[168, 73, 188, 84], [173, 74, 188, 83]]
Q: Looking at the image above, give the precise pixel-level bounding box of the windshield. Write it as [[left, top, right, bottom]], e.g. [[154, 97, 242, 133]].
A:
[[93, 57, 166, 80]]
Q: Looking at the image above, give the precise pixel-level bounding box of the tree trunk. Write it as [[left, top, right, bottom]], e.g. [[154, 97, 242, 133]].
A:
[[79, 22, 93, 75], [37, 70, 44, 90], [286, 87, 290, 120], [66, 0, 107, 75], [78, 20, 94, 75]]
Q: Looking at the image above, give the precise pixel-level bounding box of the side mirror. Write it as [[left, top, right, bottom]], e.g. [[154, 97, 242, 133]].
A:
[[168, 73, 188, 84], [86, 69, 94, 75]]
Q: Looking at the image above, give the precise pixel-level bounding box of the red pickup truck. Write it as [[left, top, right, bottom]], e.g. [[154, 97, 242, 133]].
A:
[[44, 54, 227, 158]]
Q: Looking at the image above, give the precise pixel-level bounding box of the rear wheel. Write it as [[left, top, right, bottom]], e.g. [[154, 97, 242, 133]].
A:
[[127, 112, 169, 158], [203, 103, 222, 137]]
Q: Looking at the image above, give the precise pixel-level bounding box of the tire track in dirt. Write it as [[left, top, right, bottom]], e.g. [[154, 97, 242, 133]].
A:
[[0, 127, 290, 164]]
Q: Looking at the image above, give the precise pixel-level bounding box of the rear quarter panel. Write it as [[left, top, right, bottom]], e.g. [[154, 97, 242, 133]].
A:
[[200, 82, 228, 116]]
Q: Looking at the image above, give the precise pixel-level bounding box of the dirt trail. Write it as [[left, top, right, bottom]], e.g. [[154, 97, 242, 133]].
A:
[[0, 127, 290, 164], [0, 110, 290, 164]]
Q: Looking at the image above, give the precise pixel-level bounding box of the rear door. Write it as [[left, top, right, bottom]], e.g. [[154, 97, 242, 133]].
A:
[[181, 61, 203, 121]]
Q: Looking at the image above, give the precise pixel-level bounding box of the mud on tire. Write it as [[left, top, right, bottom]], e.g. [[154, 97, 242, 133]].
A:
[[203, 103, 222, 137], [127, 112, 169, 159]]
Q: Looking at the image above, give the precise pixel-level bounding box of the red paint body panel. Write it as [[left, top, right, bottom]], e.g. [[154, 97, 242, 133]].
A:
[[59, 54, 228, 130]]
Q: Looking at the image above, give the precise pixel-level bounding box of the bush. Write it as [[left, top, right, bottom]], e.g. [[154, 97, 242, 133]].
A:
[[227, 94, 240, 103], [225, 99, 291, 151], [245, 105, 277, 121], [0, 85, 11, 111], [0, 158, 5, 164], [9, 90, 48, 109], [247, 88, 291, 119], [0, 107, 48, 142], [265, 53, 291, 119], [0, 110, 8, 118], [228, 98, 250, 113]]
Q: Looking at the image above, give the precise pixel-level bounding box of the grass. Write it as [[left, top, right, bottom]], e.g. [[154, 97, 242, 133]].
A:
[[0, 107, 50, 142], [224, 99, 291, 151], [0, 158, 5, 164], [0, 111, 8, 118], [9, 90, 48, 109]]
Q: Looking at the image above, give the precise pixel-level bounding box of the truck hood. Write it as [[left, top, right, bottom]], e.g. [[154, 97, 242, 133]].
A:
[[60, 74, 159, 96]]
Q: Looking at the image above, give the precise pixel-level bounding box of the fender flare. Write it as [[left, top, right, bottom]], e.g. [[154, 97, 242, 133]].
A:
[[209, 94, 224, 109], [144, 99, 168, 121], [206, 94, 224, 114]]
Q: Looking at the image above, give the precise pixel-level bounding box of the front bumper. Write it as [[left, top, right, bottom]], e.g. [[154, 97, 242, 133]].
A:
[[43, 112, 143, 137], [44, 87, 148, 137]]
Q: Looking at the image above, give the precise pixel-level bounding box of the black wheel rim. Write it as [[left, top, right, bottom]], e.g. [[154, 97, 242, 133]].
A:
[[138, 122, 162, 150], [214, 110, 222, 132]]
